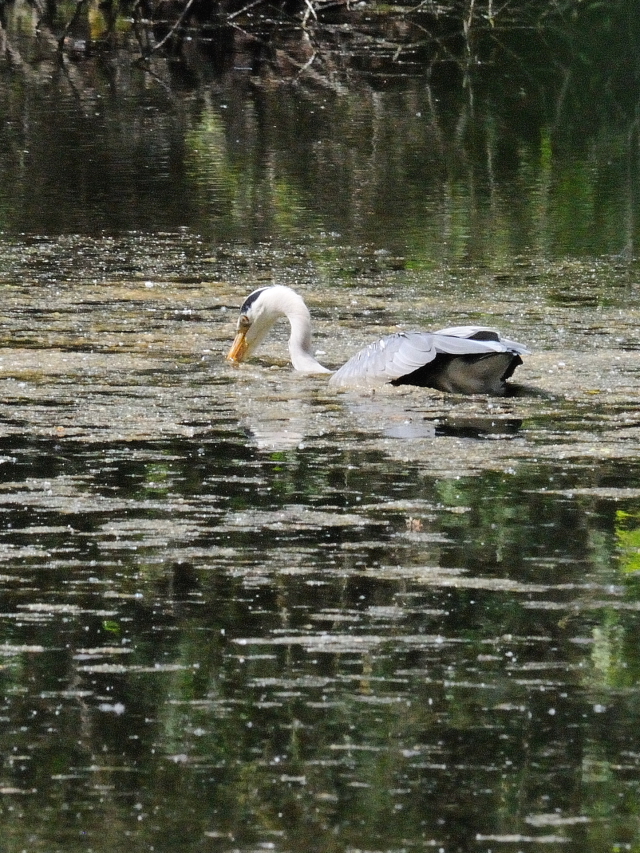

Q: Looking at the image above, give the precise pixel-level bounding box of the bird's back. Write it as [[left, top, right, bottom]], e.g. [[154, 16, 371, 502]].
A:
[[328, 328, 529, 393]]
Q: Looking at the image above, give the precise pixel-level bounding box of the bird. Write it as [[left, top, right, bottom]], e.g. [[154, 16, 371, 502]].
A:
[[226, 285, 530, 395]]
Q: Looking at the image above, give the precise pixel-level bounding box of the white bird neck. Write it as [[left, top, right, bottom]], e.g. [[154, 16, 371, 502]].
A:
[[267, 287, 330, 374]]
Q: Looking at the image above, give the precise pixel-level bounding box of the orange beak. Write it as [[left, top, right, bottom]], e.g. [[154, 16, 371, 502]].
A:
[[227, 328, 248, 364]]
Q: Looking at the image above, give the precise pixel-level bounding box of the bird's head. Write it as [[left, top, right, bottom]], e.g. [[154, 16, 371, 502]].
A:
[[226, 286, 290, 364], [226, 312, 252, 364]]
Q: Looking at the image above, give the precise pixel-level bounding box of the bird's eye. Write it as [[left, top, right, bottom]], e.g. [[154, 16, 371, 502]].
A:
[[239, 315, 251, 329]]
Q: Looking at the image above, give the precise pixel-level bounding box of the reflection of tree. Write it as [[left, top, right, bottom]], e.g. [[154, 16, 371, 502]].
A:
[[2, 0, 640, 253], [2, 443, 640, 848], [615, 508, 640, 574]]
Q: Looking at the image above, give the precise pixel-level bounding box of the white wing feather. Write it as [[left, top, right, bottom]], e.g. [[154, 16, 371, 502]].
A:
[[434, 326, 530, 354]]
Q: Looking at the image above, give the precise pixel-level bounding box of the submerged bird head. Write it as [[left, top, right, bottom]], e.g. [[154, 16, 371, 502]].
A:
[[226, 286, 280, 364]]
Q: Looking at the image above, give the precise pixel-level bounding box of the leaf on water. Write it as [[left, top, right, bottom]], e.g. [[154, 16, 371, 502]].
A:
[[476, 834, 569, 843], [0, 644, 47, 654], [526, 814, 590, 827], [548, 487, 640, 499], [223, 505, 368, 531], [0, 787, 37, 795], [18, 604, 118, 617], [235, 633, 457, 652], [77, 663, 192, 673], [249, 676, 334, 689], [76, 663, 131, 673], [73, 647, 133, 657]]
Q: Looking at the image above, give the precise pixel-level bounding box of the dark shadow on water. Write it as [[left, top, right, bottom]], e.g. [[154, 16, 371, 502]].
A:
[[384, 416, 523, 440], [506, 383, 559, 400], [436, 416, 523, 439]]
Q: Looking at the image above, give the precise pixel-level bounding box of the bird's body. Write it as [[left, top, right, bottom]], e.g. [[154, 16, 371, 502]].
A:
[[227, 285, 529, 396]]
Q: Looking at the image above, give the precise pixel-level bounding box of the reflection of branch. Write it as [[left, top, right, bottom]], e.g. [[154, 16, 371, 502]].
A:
[[150, 0, 197, 53], [228, 17, 346, 93], [463, 0, 475, 62], [26, 0, 48, 30], [57, 0, 89, 54], [287, 48, 345, 93], [132, 0, 152, 57], [302, 0, 318, 27], [296, 48, 317, 76], [405, 18, 464, 68], [484, 28, 541, 85], [226, 0, 269, 22], [552, 65, 572, 130], [0, 23, 25, 68]]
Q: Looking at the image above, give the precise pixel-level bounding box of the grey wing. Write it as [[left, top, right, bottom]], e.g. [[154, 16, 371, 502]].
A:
[[329, 332, 440, 388], [433, 326, 531, 355], [329, 329, 530, 389]]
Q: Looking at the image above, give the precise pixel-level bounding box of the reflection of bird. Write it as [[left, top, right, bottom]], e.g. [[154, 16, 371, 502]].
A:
[[227, 285, 530, 395]]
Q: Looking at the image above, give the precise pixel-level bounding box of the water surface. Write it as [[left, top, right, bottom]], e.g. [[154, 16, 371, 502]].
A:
[[1, 41, 640, 853]]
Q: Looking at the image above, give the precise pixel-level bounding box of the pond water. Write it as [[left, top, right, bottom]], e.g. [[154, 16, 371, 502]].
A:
[[2, 32, 640, 853]]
